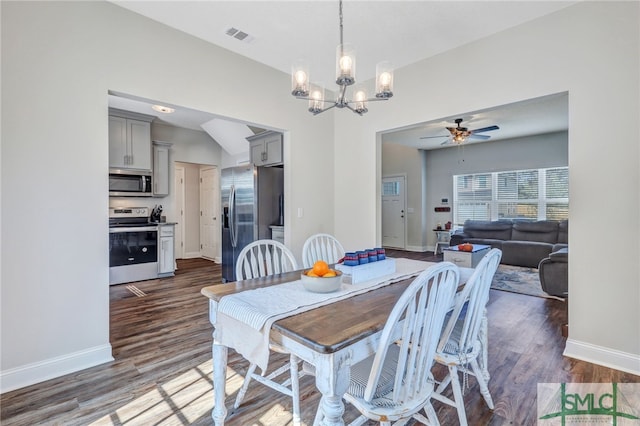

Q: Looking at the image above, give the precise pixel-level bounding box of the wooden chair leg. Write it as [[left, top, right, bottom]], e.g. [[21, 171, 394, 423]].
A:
[[422, 402, 441, 426], [471, 358, 494, 409], [448, 365, 469, 426], [479, 310, 490, 382]]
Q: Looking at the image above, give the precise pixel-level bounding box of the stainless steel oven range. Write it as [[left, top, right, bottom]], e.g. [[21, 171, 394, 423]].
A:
[[109, 207, 158, 285]]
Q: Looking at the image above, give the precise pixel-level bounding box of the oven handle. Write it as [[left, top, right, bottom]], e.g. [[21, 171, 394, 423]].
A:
[[109, 226, 158, 233]]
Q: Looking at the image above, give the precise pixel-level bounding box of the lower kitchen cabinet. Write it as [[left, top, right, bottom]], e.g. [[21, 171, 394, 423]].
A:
[[158, 224, 176, 277]]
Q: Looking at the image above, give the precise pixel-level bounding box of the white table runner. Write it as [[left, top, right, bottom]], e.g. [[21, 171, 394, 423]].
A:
[[214, 258, 440, 372]]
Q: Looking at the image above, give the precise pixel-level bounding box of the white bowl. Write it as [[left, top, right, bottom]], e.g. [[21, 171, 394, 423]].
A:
[[300, 270, 343, 293]]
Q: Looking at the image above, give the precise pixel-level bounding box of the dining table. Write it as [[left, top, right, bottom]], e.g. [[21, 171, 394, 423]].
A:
[[201, 258, 477, 426]]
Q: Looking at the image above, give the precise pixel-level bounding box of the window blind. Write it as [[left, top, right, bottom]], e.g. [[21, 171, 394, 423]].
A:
[[453, 167, 568, 225]]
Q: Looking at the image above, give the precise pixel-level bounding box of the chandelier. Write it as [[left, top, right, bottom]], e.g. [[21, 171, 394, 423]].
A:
[[290, 0, 394, 116]]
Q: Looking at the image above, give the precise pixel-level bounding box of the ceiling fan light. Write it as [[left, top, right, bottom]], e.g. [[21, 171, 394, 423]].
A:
[[335, 43, 356, 86], [291, 60, 310, 97], [375, 61, 394, 98], [453, 134, 467, 143]]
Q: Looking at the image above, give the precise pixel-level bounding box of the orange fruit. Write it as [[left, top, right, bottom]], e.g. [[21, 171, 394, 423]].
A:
[[306, 270, 319, 277], [312, 260, 329, 277], [323, 270, 337, 277]]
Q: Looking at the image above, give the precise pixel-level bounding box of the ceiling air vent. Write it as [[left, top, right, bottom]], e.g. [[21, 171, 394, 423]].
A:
[[225, 27, 254, 43]]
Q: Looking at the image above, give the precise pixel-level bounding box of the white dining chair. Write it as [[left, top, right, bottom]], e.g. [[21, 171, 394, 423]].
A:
[[301, 233, 345, 269], [233, 239, 304, 425], [315, 262, 459, 426], [235, 239, 298, 280], [431, 248, 502, 426]]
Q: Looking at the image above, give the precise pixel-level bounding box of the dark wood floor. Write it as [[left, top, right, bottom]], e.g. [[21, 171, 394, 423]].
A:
[[2, 253, 638, 425]]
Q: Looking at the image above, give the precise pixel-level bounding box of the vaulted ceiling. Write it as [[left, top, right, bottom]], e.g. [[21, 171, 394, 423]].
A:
[[108, 1, 574, 151]]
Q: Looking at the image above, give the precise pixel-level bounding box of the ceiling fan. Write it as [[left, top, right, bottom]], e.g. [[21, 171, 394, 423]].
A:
[[420, 118, 500, 145]]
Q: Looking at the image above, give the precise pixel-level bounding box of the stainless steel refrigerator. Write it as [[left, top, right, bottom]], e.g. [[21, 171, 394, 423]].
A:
[[221, 165, 284, 282]]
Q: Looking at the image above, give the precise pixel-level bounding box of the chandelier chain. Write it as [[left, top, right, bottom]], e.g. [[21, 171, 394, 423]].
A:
[[339, 0, 344, 47]]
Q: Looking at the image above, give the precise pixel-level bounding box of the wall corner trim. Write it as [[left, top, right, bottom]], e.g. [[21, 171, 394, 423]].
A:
[[0, 344, 114, 394], [564, 338, 640, 376]]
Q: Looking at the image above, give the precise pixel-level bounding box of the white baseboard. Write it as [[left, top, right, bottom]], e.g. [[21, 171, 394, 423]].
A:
[[183, 251, 202, 259], [564, 338, 640, 376], [0, 344, 113, 394]]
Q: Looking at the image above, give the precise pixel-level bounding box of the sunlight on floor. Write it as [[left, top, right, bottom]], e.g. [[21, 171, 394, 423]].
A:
[[89, 361, 246, 425]]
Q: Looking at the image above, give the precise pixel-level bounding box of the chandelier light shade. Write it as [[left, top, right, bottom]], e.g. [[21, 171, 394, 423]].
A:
[[336, 43, 356, 85], [375, 61, 394, 99], [308, 84, 325, 114], [292, 0, 394, 116], [291, 60, 310, 97]]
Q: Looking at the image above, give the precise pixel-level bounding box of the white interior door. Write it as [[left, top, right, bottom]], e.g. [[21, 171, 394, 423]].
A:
[[382, 175, 406, 249], [174, 166, 185, 259], [200, 166, 219, 260]]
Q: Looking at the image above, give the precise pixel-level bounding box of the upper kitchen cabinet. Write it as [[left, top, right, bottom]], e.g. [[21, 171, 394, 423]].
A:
[[109, 108, 154, 171], [153, 141, 172, 197], [248, 131, 283, 167]]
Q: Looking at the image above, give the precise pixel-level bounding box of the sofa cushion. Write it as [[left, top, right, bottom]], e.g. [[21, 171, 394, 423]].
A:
[[552, 243, 568, 252], [463, 220, 513, 240], [502, 240, 554, 268], [511, 220, 559, 244], [549, 247, 568, 262], [558, 220, 568, 244]]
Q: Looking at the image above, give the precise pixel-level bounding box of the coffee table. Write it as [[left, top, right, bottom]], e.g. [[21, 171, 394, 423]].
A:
[[443, 244, 491, 268]]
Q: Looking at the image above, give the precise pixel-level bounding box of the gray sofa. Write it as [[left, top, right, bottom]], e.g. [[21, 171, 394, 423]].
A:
[[449, 219, 568, 268], [538, 247, 568, 297]]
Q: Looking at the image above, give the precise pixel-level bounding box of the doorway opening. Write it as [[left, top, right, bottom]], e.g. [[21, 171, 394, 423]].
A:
[[174, 162, 220, 262]]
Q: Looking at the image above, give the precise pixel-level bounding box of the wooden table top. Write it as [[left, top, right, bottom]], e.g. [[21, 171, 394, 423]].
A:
[[272, 278, 413, 354], [201, 264, 451, 355]]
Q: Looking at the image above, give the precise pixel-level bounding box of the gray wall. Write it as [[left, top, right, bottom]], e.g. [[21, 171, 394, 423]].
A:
[[424, 131, 568, 248], [381, 142, 428, 250]]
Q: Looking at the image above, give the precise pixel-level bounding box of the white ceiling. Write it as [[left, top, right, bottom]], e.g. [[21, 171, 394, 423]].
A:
[[108, 1, 574, 150], [382, 92, 568, 150]]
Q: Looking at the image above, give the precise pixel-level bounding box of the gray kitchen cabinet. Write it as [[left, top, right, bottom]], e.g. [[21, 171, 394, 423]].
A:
[[153, 141, 172, 197], [248, 131, 283, 166], [158, 224, 175, 276], [109, 108, 154, 171]]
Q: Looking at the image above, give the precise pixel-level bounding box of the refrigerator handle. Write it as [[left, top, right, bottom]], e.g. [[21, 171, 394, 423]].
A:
[[229, 184, 238, 248]]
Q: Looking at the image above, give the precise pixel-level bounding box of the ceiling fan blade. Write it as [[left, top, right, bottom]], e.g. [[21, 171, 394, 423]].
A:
[[468, 134, 491, 140], [420, 135, 449, 139], [471, 125, 499, 133]]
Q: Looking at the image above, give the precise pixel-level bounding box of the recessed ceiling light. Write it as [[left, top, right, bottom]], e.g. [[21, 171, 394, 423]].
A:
[[152, 105, 175, 114]]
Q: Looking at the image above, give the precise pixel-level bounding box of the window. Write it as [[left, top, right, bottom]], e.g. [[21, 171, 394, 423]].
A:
[[453, 167, 568, 226], [382, 181, 400, 196]]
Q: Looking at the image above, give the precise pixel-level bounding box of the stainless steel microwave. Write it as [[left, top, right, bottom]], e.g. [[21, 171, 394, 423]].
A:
[[109, 169, 152, 197]]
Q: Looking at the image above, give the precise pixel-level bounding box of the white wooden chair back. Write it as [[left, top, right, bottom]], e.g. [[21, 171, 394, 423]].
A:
[[235, 239, 298, 281], [301, 233, 345, 268], [438, 248, 502, 357], [361, 262, 458, 405]]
